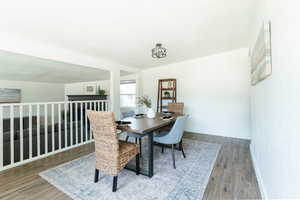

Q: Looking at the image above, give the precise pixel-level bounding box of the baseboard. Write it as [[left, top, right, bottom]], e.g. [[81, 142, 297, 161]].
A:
[[184, 131, 251, 145], [185, 130, 251, 140], [250, 144, 268, 199]]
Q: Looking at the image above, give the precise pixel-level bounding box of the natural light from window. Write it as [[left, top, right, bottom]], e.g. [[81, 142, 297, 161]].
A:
[[120, 80, 136, 107]]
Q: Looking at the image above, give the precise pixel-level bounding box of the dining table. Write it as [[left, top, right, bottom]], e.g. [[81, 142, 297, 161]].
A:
[[119, 112, 180, 178]]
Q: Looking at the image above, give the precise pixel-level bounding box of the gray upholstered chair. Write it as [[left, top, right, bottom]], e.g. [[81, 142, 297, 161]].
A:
[[154, 115, 189, 169]]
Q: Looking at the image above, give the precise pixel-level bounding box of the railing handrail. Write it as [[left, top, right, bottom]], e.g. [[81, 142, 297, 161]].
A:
[[0, 100, 109, 107]]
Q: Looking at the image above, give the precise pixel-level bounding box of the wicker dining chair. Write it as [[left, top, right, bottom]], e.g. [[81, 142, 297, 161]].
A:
[[87, 110, 140, 192], [168, 102, 184, 114]]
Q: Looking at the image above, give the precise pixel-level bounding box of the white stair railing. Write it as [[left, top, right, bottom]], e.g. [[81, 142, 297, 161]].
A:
[[0, 100, 109, 172]]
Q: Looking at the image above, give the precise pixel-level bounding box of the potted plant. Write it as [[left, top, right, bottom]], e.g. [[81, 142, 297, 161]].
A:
[[137, 96, 155, 118], [97, 86, 106, 96]]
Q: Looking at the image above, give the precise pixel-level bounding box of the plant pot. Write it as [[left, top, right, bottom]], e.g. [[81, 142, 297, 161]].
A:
[[146, 108, 156, 118]]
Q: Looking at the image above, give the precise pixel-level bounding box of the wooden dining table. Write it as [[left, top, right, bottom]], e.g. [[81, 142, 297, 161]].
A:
[[119, 112, 180, 178]]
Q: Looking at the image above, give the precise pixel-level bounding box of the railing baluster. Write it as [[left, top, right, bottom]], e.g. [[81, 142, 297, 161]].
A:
[[19, 105, 23, 161], [0, 106, 3, 168], [97, 101, 100, 111], [89, 102, 91, 140], [85, 102, 87, 142], [51, 104, 55, 152], [44, 104, 48, 154], [70, 102, 73, 146], [10, 105, 14, 164], [75, 103, 78, 144], [37, 104, 40, 156], [29, 105, 33, 159], [58, 104, 61, 150], [64, 102, 67, 147], [80, 102, 83, 143]]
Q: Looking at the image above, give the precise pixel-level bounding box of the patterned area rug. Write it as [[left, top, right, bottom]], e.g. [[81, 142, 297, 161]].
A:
[[40, 139, 220, 200]]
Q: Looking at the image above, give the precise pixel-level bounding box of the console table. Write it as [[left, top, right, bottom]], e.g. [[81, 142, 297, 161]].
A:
[[67, 95, 108, 101]]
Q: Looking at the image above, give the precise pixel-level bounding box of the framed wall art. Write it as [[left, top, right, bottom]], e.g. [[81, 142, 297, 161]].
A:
[[250, 21, 272, 85]]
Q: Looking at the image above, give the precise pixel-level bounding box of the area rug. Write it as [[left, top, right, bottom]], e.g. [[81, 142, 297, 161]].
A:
[[40, 139, 220, 200]]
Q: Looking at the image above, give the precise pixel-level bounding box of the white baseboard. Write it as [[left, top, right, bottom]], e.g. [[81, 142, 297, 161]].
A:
[[250, 144, 268, 199]]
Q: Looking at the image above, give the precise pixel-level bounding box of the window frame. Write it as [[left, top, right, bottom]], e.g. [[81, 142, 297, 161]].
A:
[[120, 80, 136, 108]]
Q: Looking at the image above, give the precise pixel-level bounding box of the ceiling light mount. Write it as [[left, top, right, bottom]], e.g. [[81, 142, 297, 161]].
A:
[[152, 43, 167, 59]]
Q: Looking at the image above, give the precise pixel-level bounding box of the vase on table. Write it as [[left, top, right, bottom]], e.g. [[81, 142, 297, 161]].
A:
[[146, 108, 156, 118]]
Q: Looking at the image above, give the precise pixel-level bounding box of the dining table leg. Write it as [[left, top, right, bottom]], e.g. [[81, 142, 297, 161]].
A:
[[124, 132, 154, 178], [148, 132, 154, 177]]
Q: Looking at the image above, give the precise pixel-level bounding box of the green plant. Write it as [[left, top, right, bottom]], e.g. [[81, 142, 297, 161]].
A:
[[98, 88, 106, 96], [137, 96, 152, 108]]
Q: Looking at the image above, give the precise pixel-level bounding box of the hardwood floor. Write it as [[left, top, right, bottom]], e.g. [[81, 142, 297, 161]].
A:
[[184, 133, 261, 199], [0, 133, 261, 200]]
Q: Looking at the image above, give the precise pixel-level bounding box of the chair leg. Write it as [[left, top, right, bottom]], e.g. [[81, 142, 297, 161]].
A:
[[112, 176, 118, 192], [125, 136, 129, 142], [161, 145, 164, 154], [172, 144, 176, 169], [136, 154, 140, 175], [94, 169, 99, 183], [139, 138, 142, 157], [180, 141, 186, 158]]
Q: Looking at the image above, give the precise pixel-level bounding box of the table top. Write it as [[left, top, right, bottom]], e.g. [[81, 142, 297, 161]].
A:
[[119, 113, 180, 135]]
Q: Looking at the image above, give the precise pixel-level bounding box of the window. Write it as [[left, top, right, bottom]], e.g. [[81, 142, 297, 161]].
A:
[[120, 80, 136, 107]]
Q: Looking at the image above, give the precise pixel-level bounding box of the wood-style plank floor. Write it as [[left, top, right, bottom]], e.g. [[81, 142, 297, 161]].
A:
[[0, 133, 261, 200]]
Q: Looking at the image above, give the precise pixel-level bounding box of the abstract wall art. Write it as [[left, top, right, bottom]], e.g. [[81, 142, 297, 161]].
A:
[[0, 88, 22, 103], [250, 21, 272, 85]]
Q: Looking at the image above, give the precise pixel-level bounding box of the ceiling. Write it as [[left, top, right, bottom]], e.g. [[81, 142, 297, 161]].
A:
[[0, 0, 257, 69], [0, 50, 129, 83]]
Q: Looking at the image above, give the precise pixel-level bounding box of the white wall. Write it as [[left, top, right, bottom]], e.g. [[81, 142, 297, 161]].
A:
[[64, 80, 110, 99], [0, 80, 65, 103], [0, 80, 65, 119], [250, 0, 300, 199], [64, 74, 138, 98], [141, 48, 251, 139]]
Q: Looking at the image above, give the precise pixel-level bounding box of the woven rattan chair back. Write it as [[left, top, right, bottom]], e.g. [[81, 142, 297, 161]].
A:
[[168, 102, 184, 114], [87, 110, 120, 175]]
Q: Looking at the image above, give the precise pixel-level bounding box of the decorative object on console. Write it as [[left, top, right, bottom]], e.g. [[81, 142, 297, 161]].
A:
[[250, 21, 272, 85], [0, 88, 21, 103], [84, 84, 96, 95], [97, 86, 106, 96]]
